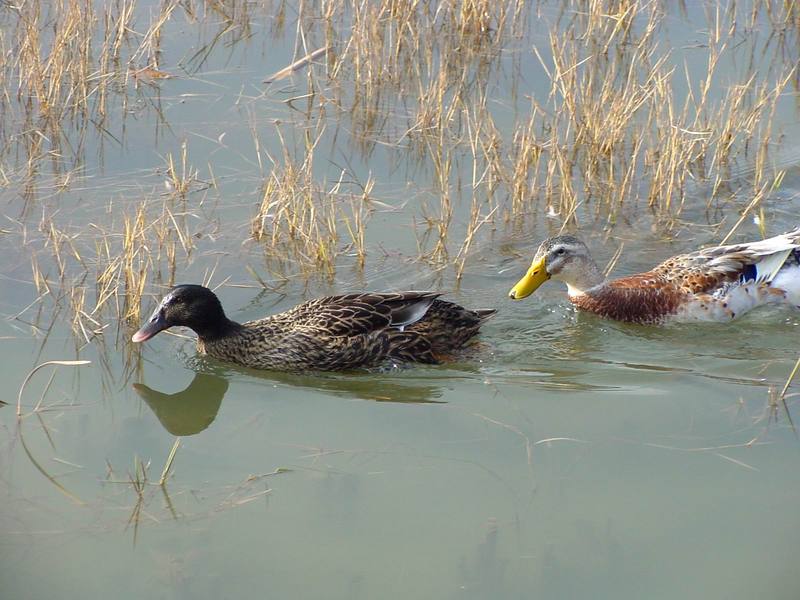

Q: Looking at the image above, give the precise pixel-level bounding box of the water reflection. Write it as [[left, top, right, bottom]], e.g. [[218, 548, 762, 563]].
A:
[[135, 368, 447, 435], [249, 369, 447, 404], [133, 373, 227, 436], [182, 350, 450, 404]]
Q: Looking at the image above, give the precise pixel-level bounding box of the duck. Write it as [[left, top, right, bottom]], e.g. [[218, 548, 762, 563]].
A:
[[508, 228, 800, 324], [132, 284, 495, 371]]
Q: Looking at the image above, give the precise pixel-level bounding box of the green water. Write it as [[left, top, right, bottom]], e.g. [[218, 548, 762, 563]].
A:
[[2, 2, 800, 599]]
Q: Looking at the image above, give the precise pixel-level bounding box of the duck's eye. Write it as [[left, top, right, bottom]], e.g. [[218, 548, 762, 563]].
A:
[[554, 247, 566, 256]]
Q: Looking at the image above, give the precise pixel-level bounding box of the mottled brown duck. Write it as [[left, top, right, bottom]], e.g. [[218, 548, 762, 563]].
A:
[[508, 229, 800, 324], [132, 285, 495, 371]]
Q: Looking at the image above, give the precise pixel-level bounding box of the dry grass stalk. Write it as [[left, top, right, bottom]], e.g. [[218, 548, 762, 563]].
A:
[[14, 359, 91, 504], [250, 123, 375, 280], [14, 184, 200, 347]]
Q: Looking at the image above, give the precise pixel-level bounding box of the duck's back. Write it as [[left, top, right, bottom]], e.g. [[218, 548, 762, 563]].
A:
[[198, 292, 493, 371]]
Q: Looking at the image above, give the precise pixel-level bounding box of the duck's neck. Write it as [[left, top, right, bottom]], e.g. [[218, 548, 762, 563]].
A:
[[194, 317, 243, 342], [565, 260, 605, 297]]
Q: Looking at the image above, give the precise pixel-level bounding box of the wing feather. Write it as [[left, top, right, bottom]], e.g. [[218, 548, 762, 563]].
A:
[[282, 292, 442, 337], [650, 229, 800, 290]]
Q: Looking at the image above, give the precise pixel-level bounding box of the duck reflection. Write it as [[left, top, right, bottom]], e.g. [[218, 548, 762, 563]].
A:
[[257, 369, 446, 404], [135, 368, 445, 436], [133, 373, 227, 436]]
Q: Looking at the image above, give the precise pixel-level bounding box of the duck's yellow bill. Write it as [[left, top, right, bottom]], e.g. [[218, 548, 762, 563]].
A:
[[508, 257, 549, 300]]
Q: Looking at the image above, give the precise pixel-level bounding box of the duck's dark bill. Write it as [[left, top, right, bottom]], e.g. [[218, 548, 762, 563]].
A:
[[132, 315, 168, 343]]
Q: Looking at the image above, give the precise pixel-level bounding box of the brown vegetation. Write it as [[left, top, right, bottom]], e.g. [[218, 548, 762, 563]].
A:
[[0, 0, 797, 345]]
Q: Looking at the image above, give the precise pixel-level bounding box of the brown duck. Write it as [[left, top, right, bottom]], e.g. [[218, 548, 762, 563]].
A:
[[508, 230, 800, 324], [132, 285, 495, 371]]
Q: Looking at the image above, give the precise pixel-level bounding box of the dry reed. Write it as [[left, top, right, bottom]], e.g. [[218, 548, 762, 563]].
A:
[[2, 0, 798, 343]]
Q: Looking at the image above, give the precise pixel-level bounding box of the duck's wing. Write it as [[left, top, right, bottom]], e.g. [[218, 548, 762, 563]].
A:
[[286, 292, 442, 337], [650, 228, 800, 293]]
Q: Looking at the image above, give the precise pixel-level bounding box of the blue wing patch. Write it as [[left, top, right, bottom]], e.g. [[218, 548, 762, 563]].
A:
[[740, 264, 757, 283]]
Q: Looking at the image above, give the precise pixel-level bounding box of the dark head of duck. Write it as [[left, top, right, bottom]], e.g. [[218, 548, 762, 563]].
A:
[[132, 285, 241, 343]]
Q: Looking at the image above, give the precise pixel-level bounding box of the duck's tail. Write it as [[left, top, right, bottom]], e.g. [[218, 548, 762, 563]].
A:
[[405, 300, 494, 352], [474, 308, 497, 322]]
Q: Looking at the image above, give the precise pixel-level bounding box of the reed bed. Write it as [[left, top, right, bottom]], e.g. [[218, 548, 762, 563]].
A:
[[249, 121, 378, 279], [0, 0, 797, 346], [315, 0, 797, 263], [20, 164, 208, 348]]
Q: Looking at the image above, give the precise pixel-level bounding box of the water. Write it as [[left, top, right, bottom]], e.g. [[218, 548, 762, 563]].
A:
[[2, 2, 800, 599]]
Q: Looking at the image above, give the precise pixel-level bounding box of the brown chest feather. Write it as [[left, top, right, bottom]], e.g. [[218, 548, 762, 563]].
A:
[[571, 274, 690, 324]]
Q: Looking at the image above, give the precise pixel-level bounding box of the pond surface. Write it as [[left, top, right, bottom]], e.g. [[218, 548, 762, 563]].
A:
[[2, 2, 800, 599]]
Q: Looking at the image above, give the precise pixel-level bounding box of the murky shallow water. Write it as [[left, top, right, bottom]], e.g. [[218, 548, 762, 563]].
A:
[[2, 2, 800, 599]]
